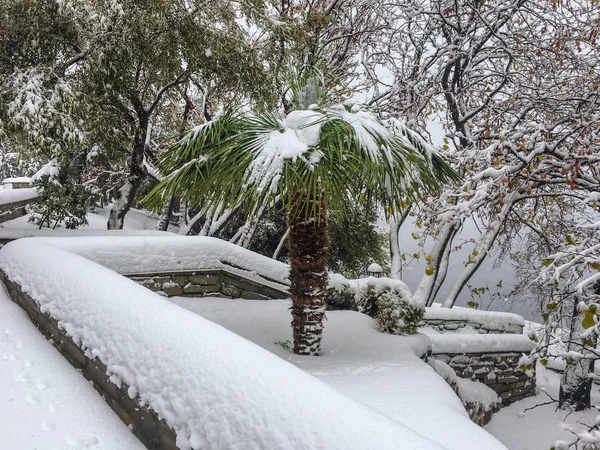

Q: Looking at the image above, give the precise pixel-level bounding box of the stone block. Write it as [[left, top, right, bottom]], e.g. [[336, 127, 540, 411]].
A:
[[220, 284, 241, 298], [151, 276, 173, 284], [451, 355, 470, 365], [172, 275, 189, 287], [110, 397, 133, 426], [161, 283, 183, 296], [60, 337, 86, 369], [156, 420, 178, 450], [239, 289, 269, 300], [188, 273, 220, 285], [497, 375, 520, 384], [183, 283, 220, 295], [84, 358, 118, 398]]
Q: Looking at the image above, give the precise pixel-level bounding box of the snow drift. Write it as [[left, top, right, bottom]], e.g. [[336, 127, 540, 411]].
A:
[[0, 237, 447, 450]]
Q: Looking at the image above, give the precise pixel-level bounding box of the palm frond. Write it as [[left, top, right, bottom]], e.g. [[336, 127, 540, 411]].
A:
[[144, 101, 459, 224]]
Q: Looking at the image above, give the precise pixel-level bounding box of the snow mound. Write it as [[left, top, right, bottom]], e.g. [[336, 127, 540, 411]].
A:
[[0, 284, 144, 450], [431, 359, 501, 410], [425, 304, 525, 329], [0, 238, 446, 450], [422, 328, 536, 354]]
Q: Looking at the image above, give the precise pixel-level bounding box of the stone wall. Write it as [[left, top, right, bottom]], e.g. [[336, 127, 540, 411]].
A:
[[126, 269, 288, 300], [0, 272, 178, 450], [433, 352, 535, 405], [0, 198, 30, 224]]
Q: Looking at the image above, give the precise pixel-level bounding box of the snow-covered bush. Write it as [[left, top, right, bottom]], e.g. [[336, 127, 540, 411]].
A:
[[326, 283, 358, 310], [351, 277, 424, 335], [29, 161, 98, 229], [376, 290, 424, 335]]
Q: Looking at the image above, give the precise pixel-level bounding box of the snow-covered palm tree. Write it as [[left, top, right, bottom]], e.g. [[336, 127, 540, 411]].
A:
[[146, 77, 458, 355]]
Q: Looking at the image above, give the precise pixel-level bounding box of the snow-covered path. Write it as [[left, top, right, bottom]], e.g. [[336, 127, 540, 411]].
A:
[[0, 283, 143, 450]]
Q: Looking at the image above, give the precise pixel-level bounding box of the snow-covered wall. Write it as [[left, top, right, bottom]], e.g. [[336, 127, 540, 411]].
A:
[[0, 189, 37, 224], [421, 331, 537, 405], [422, 306, 525, 334], [0, 238, 449, 450]]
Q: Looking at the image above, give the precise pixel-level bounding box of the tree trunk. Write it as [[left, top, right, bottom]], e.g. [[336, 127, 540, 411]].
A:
[[107, 140, 147, 229], [156, 195, 176, 231], [389, 207, 412, 280], [288, 195, 329, 356], [559, 298, 594, 410]]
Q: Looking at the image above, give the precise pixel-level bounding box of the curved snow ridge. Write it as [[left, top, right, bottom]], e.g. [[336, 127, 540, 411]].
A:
[[0, 188, 37, 206], [425, 305, 525, 328], [423, 330, 536, 354], [0, 229, 171, 240], [0, 238, 447, 450], [37, 235, 291, 288]]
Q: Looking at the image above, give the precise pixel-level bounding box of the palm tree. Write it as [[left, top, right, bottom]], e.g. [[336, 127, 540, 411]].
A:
[[145, 77, 459, 355]]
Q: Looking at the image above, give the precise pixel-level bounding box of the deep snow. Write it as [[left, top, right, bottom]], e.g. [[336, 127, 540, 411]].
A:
[[0, 283, 143, 450], [0, 238, 453, 450], [486, 365, 600, 450], [169, 296, 507, 450]]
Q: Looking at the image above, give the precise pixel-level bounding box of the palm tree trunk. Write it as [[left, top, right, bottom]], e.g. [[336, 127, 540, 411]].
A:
[[288, 194, 329, 356]]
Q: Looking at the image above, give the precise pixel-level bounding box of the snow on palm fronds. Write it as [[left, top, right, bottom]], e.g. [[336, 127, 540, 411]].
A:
[[145, 103, 459, 220]]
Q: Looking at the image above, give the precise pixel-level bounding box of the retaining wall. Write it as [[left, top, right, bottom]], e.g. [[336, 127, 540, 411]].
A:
[[0, 272, 179, 450], [0, 198, 30, 224], [125, 269, 288, 300], [433, 352, 535, 405]]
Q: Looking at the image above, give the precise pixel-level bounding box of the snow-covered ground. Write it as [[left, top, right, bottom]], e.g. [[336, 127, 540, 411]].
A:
[[486, 366, 600, 450], [0, 283, 143, 450], [0, 238, 459, 450], [0, 206, 159, 231], [169, 296, 506, 450]]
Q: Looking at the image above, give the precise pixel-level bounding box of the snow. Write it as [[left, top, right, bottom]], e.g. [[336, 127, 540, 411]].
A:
[[30, 158, 59, 182], [421, 328, 537, 354], [486, 365, 600, 450], [246, 110, 324, 193], [0, 238, 450, 450], [0, 207, 164, 240], [0, 188, 38, 205], [2, 176, 31, 184], [367, 262, 384, 273], [0, 283, 143, 450], [38, 235, 290, 287], [170, 296, 507, 450], [426, 304, 525, 329]]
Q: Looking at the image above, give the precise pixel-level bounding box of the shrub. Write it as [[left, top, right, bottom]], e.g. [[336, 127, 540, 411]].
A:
[[376, 290, 424, 335]]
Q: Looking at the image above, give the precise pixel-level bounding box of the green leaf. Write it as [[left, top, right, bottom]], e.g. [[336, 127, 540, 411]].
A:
[[540, 359, 548, 366], [582, 311, 596, 329], [546, 302, 557, 311], [566, 234, 576, 245], [425, 266, 435, 276], [541, 259, 553, 267], [542, 312, 550, 322]]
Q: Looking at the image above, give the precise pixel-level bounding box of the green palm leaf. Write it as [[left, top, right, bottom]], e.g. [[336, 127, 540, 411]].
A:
[[144, 104, 459, 221]]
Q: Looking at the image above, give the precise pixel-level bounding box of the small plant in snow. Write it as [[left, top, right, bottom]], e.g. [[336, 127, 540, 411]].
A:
[[376, 291, 424, 336], [275, 340, 292, 352]]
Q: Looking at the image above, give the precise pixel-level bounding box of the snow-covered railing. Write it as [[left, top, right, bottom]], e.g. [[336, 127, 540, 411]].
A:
[[0, 238, 445, 450], [0, 188, 37, 224]]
